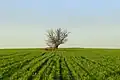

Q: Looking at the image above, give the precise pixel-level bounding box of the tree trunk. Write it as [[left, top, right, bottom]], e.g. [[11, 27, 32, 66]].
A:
[[54, 45, 59, 49]]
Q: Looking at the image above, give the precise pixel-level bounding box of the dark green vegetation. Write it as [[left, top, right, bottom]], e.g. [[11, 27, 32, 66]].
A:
[[0, 48, 120, 80]]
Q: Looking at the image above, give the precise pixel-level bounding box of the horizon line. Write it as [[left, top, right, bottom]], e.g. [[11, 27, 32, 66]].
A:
[[0, 47, 120, 49]]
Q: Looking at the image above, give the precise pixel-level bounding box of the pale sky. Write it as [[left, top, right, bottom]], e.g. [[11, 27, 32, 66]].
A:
[[0, 0, 120, 48]]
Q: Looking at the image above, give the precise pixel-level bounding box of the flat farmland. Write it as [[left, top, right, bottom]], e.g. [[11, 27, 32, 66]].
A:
[[0, 48, 120, 80]]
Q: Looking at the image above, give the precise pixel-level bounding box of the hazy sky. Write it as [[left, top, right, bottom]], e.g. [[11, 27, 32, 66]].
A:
[[0, 0, 120, 48]]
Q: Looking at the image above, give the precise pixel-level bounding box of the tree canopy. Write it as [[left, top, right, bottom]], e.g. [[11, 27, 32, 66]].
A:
[[45, 28, 70, 49]]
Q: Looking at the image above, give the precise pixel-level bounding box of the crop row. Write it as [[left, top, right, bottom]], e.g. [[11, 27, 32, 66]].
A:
[[1, 52, 120, 80]]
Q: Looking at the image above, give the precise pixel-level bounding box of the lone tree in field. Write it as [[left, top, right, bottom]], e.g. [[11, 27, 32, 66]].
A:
[[45, 28, 70, 49]]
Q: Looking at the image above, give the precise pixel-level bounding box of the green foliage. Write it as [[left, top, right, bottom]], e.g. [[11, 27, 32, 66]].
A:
[[0, 48, 120, 80]]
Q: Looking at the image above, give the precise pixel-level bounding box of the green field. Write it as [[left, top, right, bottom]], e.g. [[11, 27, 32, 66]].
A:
[[0, 48, 120, 80]]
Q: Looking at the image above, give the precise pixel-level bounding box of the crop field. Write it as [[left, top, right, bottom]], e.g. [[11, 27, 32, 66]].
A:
[[0, 48, 120, 80]]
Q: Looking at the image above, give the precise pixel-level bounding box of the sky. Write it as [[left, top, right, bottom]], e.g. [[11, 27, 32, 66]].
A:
[[0, 0, 120, 48]]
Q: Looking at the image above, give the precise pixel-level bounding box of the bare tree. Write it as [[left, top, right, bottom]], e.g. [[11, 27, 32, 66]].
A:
[[45, 28, 70, 49]]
